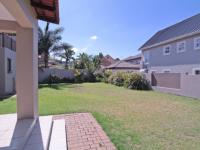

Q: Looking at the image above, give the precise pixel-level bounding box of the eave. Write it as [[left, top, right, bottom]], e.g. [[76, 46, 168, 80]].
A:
[[30, 0, 60, 24]]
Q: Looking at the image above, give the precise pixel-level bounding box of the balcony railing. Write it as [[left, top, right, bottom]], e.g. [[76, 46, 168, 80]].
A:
[[0, 33, 16, 51]]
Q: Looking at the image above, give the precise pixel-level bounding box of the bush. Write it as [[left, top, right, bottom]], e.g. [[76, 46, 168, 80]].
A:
[[124, 73, 152, 90], [62, 77, 75, 83], [74, 69, 97, 83], [108, 72, 125, 86], [40, 74, 75, 84], [98, 71, 152, 91], [99, 70, 112, 83]]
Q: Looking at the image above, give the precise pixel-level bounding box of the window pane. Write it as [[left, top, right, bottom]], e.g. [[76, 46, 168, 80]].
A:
[[195, 70, 200, 75], [7, 58, 12, 73]]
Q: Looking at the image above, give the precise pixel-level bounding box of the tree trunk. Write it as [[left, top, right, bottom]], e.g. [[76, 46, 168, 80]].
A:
[[44, 52, 49, 68], [65, 60, 68, 69]]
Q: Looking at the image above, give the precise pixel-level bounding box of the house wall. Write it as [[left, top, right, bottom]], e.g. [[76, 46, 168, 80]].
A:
[[142, 34, 200, 74], [125, 58, 141, 65], [0, 47, 5, 96], [4, 47, 16, 94]]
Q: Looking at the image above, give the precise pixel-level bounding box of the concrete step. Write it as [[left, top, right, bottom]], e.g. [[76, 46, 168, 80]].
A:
[[0, 114, 36, 150], [23, 116, 53, 150], [49, 119, 67, 150]]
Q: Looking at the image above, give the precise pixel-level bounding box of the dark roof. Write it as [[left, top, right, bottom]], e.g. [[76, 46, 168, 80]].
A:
[[31, 0, 59, 24], [123, 54, 142, 61], [140, 13, 200, 50], [105, 61, 140, 69], [101, 55, 117, 67]]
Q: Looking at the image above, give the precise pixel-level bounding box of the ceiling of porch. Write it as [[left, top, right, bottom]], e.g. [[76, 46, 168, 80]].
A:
[[0, 2, 15, 21]]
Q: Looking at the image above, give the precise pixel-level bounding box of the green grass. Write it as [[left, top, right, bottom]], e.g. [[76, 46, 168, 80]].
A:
[[1, 83, 200, 150]]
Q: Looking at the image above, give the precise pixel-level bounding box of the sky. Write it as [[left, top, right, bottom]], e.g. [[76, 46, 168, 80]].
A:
[[39, 0, 200, 59]]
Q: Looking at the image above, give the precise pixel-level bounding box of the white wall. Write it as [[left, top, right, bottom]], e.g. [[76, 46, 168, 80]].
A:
[[0, 47, 5, 96], [150, 64, 200, 74], [4, 47, 16, 94], [38, 68, 74, 83]]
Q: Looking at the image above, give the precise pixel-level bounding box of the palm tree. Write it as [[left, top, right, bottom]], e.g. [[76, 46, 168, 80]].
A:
[[38, 22, 64, 68], [54, 43, 75, 69], [75, 53, 93, 70]]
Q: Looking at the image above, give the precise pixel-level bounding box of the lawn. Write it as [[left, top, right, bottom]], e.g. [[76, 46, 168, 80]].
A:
[[1, 83, 200, 150]]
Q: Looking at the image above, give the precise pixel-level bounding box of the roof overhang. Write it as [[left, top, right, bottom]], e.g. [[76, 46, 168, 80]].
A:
[[31, 0, 60, 24]]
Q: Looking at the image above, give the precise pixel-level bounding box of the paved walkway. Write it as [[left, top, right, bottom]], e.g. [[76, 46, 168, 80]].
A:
[[54, 113, 116, 150]]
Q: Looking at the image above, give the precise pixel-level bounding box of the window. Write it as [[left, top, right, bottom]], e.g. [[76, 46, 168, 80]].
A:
[[177, 41, 186, 53], [143, 51, 149, 64], [7, 58, 12, 73], [163, 45, 171, 55], [194, 37, 200, 50], [193, 68, 200, 75]]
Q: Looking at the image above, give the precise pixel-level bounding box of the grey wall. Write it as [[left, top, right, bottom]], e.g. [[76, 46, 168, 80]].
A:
[[143, 34, 200, 74], [125, 58, 141, 65], [38, 68, 74, 83], [148, 73, 200, 99], [4, 47, 16, 94], [152, 73, 181, 89], [0, 47, 16, 96], [0, 47, 5, 96]]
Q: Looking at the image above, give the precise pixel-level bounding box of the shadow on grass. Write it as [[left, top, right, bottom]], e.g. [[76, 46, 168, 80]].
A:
[[39, 83, 83, 90], [0, 94, 16, 101]]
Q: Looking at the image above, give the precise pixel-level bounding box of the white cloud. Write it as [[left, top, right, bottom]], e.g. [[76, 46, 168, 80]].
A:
[[72, 47, 88, 53], [72, 47, 79, 52], [90, 35, 98, 40]]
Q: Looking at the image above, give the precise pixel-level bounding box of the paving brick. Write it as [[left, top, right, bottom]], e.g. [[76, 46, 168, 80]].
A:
[[54, 113, 116, 150]]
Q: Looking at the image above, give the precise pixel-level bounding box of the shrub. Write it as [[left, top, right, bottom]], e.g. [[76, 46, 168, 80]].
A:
[[74, 69, 97, 83], [124, 73, 152, 90], [47, 74, 62, 86], [108, 72, 126, 86], [101, 70, 112, 83], [62, 77, 75, 83]]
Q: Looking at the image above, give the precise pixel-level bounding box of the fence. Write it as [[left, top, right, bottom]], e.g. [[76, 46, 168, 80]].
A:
[[151, 73, 181, 89], [145, 73, 200, 99], [38, 68, 74, 83]]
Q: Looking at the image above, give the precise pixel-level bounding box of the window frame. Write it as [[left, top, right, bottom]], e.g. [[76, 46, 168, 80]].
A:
[[177, 41, 186, 53], [194, 37, 200, 50], [163, 45, 171, 56]]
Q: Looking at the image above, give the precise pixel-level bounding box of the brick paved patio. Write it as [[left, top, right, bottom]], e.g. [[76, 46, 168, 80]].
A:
[[54, 113, 116, 150]]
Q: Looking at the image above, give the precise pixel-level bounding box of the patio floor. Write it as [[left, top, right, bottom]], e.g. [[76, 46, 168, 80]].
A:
[[0, 113, 116, 150], [54, 113, 116, 150]]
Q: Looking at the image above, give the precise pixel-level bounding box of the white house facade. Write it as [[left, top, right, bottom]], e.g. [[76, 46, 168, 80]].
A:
[[0, 33, 16, 97]]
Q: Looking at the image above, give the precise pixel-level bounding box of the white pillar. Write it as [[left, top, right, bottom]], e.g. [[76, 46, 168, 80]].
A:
[[16, 24, 38, 119]]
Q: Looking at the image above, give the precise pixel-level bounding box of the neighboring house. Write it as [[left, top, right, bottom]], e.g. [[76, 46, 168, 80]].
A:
[[0, 33, 16, 97], [101, 55, 118, 68], [139, 13, 200, 75], [105, 60, 140, 72], [123, 53, 142, 66]]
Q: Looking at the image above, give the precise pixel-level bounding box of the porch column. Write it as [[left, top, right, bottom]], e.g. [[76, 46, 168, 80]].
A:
[[16, 24, 38, 119]]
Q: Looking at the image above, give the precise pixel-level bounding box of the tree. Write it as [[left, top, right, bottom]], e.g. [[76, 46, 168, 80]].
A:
[[54, 43, 75, 69], [75, 53, 92, 70], [38, 22, 64, 68], [92, 54, 102, 70], [75, 52, 102, 72]]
